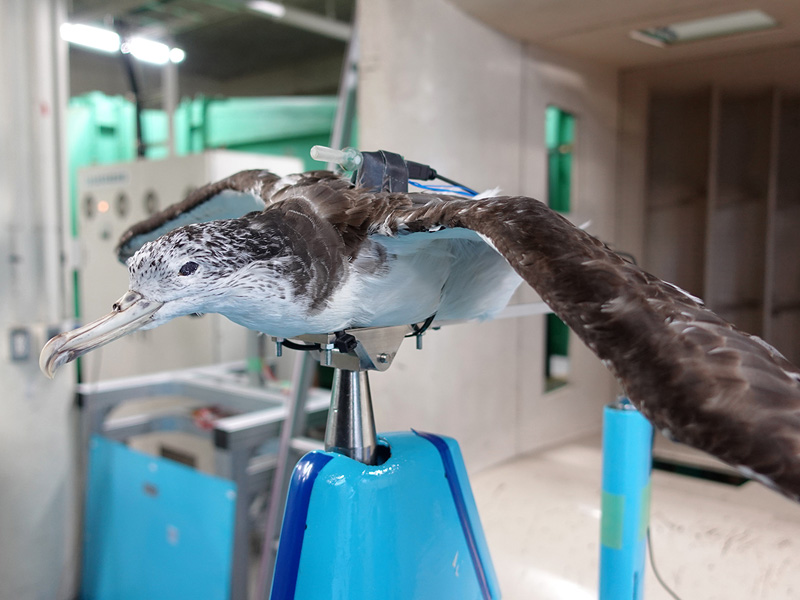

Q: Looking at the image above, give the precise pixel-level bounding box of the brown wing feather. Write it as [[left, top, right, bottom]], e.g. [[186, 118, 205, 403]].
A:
[[115, 170, 359, 263], [264, 197, 350, 312], [116, 170, 281, 257], [269, 172, 373, 257], [364, 191, 800, 501]]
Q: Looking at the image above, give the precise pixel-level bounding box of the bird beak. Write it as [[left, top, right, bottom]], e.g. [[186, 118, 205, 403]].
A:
[[39, 291, 164, 379]]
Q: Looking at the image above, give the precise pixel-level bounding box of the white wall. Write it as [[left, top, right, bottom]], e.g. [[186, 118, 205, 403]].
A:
[[617, 43, 800, 274], [518, 45, 620, 453], [358, 0, 619, 472], [0, 1, 78, 598]]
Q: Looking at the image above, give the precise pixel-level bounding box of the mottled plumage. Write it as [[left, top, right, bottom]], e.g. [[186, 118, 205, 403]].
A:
[[43, 170, 800, 502]]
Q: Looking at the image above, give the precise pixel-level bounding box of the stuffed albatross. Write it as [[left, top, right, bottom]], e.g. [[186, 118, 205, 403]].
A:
[[41, 170, 800, 502]]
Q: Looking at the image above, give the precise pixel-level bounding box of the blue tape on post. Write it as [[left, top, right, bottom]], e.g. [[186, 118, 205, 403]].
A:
[[599, 402, 653, 600]]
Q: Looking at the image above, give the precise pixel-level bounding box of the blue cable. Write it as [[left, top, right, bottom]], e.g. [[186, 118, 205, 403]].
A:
[[409, 181, 476, 197]]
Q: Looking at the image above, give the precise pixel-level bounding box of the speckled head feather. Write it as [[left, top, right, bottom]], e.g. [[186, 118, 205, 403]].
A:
[[125, 195, 356, 332]]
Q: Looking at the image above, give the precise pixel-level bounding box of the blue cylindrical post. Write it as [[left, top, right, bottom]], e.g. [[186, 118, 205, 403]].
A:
[[599, 399, 653, 600]]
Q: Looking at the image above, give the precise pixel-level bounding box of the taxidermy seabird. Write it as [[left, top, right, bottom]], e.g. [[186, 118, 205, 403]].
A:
[[40, 170, 800, 502]]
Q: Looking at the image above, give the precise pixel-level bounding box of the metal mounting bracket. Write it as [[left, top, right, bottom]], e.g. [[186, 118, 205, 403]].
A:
[[272, 324, 415, 465]]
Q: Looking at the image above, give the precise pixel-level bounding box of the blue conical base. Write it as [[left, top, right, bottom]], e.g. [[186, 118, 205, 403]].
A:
[[271, 431, 500, 600]]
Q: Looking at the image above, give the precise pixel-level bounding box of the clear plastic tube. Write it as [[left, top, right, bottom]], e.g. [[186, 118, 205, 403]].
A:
[[310, 145, 363, 171]]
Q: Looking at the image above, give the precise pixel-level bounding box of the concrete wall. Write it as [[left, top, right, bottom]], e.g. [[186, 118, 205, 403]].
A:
[[358, 0, 619, 472]]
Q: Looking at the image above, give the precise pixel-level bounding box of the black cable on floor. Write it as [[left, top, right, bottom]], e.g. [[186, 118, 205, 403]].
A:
[[647, 528, 684, 600]]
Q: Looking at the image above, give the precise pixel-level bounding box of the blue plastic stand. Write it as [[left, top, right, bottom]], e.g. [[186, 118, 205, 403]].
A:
[[270, 430, 501, 599], [599, 401, 653, 600]]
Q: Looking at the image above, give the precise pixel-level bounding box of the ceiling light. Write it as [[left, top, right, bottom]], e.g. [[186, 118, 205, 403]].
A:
[[62, 22, 185, 65], [59, 23, 120, 53], [248, 0, 287, 19], [631, 9, 777, 48], [169, 48, 186, 64], [122, 37, 172, 65]]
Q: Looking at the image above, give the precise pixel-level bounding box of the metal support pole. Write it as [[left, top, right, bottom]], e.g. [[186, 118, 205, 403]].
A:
[[162, 54, 178, 157], [324, 369, 377, 465], [222, 446, 251, 600], [327, 20, 359, 170], [599, 399, 653, 600]]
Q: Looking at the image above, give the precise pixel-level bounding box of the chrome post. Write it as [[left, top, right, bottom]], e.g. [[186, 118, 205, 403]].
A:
[[324, 369, 378, 465]]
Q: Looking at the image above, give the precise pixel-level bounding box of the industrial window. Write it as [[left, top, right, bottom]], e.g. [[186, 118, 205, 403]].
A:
[[545, 106, 575, 391]]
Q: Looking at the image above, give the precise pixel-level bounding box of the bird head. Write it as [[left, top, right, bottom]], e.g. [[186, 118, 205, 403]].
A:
[[39, 218, 293, 378], [121, 224, 236, 324]]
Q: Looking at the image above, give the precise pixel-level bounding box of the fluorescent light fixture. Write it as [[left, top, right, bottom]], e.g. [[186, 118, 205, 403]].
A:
[[59, 23, 120, 53], [631, 9, 777, 48], [169, 47, 186, 64], [248, 0, 287, 19], [122, 37, 172, 65], [61, 23, 186, 65]]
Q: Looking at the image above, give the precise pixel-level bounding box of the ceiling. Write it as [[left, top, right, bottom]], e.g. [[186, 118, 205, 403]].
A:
[[67, 0, 800, 87], [69, 0, 354, 81], [449, 0, 800, 69]]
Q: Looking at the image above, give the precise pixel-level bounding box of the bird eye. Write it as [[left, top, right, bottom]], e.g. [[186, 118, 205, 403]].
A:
[[179, 261, 199, 276]]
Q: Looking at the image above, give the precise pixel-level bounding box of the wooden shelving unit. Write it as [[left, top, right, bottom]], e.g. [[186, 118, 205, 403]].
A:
[[644, 87, 800, 364]]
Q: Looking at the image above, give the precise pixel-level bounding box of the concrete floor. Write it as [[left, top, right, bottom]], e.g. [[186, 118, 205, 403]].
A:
[[471, 437, 800, 600]]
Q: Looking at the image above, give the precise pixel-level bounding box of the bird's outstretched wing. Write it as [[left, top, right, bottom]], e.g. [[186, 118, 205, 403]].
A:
[[116, 170, 350, 262], [360, 190, 800, 502]]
